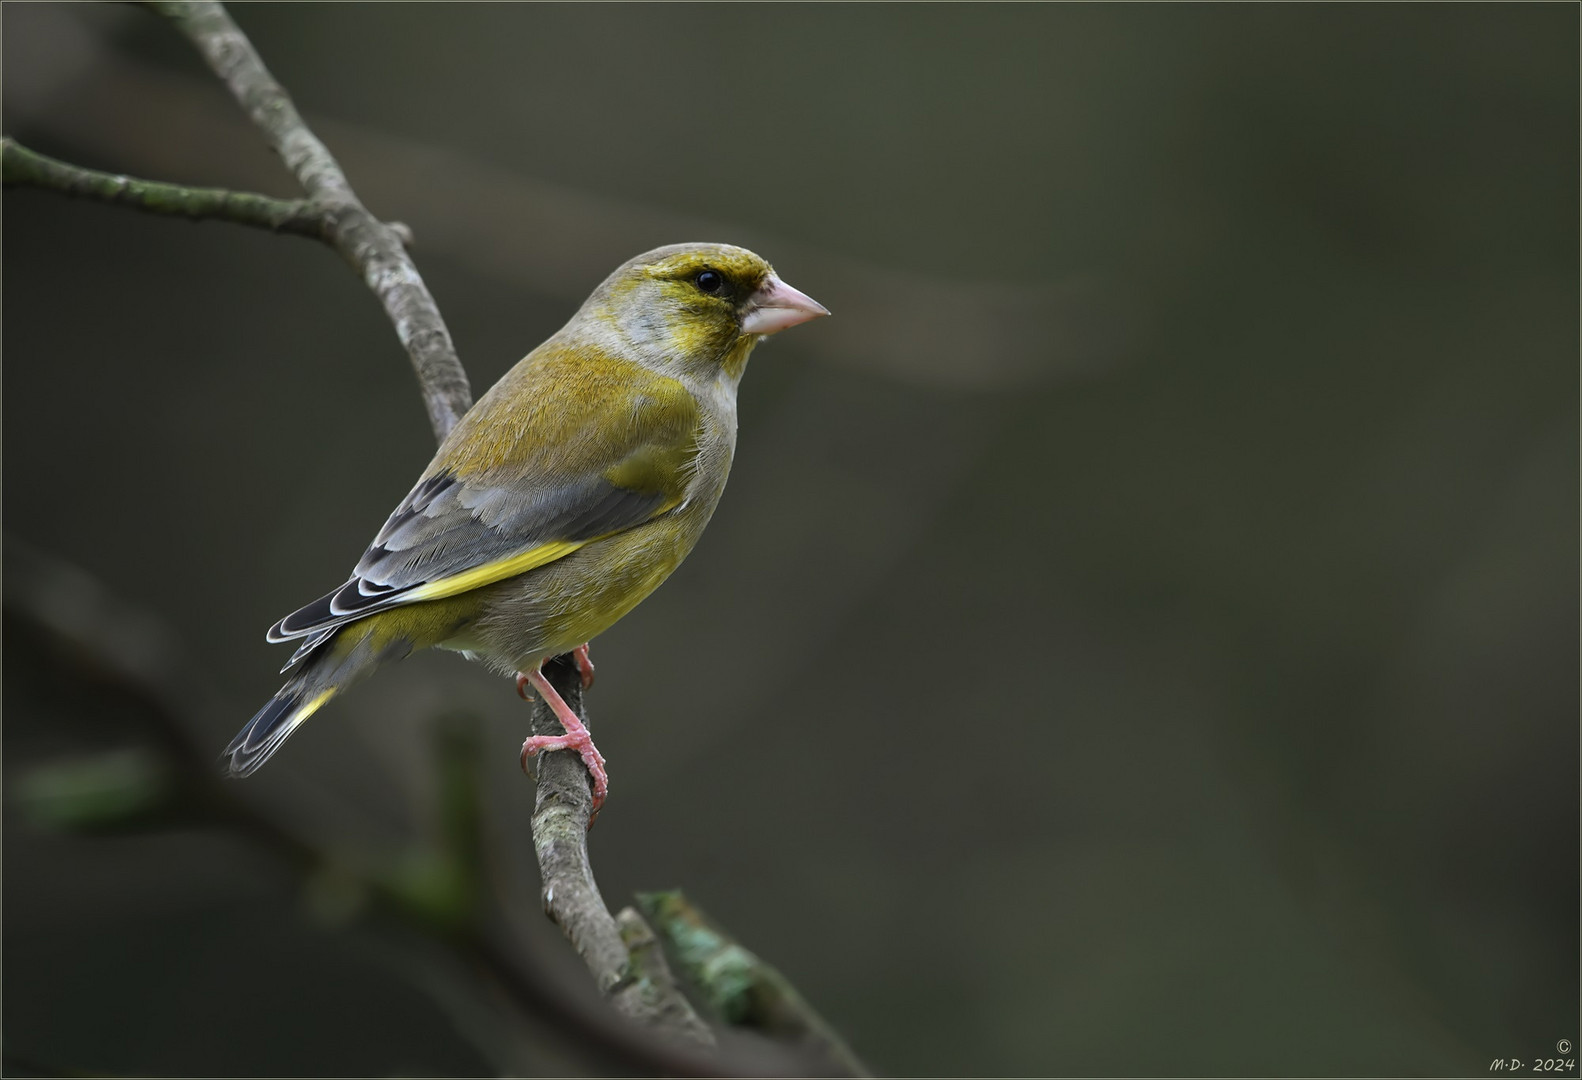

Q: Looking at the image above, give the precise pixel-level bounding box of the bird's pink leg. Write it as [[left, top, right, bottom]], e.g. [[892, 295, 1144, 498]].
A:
[[516, 645, 594, 690], [517, 665, 608, 816], [572, 643, 595, 690]]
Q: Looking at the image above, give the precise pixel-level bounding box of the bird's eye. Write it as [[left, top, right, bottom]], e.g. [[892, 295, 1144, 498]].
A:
[[694, 270, 726, 296]]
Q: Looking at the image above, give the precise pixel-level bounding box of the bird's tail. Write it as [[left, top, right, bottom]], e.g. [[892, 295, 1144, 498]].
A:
[[224, 684, 339, 776], [223, 619, 412, 777]]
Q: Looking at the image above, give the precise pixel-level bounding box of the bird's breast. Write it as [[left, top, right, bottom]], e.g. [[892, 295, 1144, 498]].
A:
[[679, 377, 739, 513]]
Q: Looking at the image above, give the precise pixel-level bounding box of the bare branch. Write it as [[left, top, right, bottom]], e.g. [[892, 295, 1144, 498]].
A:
[[2, 137, 326, 237], [144, 0, 471, 441], [526, 659, 715, 1045]]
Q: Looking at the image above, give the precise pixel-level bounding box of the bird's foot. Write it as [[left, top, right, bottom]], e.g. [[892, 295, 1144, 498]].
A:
[[572, 643, 595, 690], [516, 665, 608, 819]]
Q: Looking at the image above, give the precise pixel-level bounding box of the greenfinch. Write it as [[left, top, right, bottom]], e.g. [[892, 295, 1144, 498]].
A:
[[225, 243, 828, 811]]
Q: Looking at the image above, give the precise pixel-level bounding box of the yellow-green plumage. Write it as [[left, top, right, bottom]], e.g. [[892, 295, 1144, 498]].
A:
[[225, 243, 827, 777]]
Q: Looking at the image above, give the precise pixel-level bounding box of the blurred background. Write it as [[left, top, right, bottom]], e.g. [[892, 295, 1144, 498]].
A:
[[4, 4, 1577, 1076]]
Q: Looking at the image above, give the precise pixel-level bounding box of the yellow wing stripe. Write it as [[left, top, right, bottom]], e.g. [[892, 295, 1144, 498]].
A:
[[388, 496, 683, 608], [293, 688, 338, 728], [400, 539, 593, 603]]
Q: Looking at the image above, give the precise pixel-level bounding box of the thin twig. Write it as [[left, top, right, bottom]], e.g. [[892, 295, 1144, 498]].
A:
[[2, 137, 326, 237], [144, 0, 472, 442]]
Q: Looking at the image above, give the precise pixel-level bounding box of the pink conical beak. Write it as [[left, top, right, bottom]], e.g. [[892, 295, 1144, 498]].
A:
[[740, 273, 830, 336]]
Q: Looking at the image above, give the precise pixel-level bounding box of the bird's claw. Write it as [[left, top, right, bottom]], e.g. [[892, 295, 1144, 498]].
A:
[[516, 664, 608, 822], [520, 730, 608, 816]]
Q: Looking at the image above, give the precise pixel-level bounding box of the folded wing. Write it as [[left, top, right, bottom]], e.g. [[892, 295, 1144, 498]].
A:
[[268, 358, 700, 664]]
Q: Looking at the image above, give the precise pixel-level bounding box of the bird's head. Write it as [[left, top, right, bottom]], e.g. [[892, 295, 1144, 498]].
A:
[[575, 242, 829, 382]]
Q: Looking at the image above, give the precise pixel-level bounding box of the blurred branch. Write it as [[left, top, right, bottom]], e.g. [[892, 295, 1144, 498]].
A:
[[1, 137, 326, 237], [0, 539, 773, 1078], [641, 891, 873, 1077], [14, 748, 177, 833], [616, 906, 722, 1038], [143, 0, 472, 442]]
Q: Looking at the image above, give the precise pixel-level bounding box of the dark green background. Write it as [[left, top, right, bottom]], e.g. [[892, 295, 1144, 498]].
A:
[[5, 4, 1577, 1076]]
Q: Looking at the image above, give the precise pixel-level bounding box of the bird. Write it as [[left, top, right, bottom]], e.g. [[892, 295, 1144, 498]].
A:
[[223, 242, 829, 815]]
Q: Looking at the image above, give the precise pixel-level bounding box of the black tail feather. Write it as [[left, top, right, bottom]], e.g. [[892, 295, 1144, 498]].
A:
[[223, 685, 334, 777]]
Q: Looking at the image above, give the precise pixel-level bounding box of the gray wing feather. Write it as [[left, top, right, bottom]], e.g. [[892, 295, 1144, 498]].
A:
[[267, 469, 670, 646]]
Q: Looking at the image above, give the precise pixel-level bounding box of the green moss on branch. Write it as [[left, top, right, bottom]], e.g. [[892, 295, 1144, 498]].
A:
[[638, 890, 872, 1076]]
